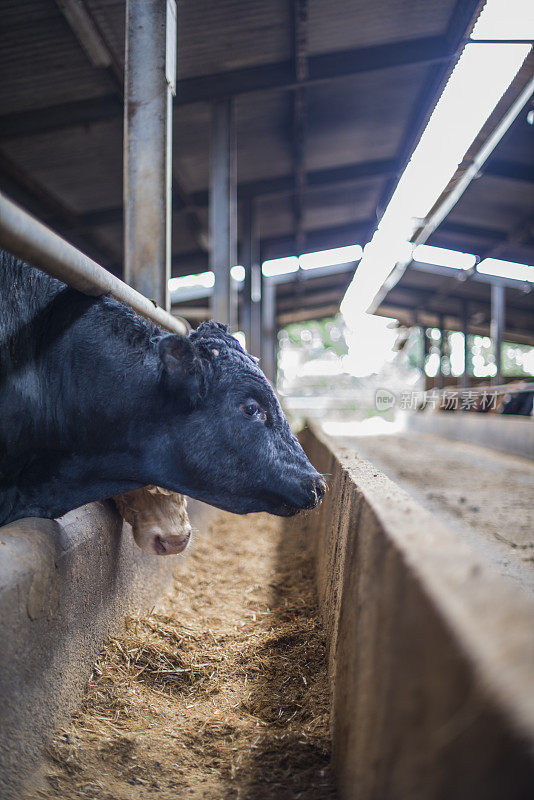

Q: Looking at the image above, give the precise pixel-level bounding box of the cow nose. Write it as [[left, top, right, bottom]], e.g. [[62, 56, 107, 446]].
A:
[[315, 477, 326, 502], [304, 475, 326, 508]]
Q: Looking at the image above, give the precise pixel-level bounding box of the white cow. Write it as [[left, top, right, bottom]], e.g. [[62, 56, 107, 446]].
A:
[[114, 485, 191, 556]]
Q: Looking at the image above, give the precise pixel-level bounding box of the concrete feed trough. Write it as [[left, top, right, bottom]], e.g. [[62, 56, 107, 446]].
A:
[[0, 428, 533, 799], [294, 425, 534, 799]]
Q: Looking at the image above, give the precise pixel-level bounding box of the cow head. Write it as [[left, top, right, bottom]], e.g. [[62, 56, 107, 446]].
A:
[[144, 322, 325, 517], [114, 485, 191, 555]]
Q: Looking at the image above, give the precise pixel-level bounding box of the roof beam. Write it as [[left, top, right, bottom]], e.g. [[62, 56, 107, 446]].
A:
[[277, 303, 341, 325], [379, 297, 534, 340], [260, 221, 373, 261], [170, 219, 374, 276], [55, 0, 123, 86], [176, 35, 452, 104], [276, 287, 350, 313], [0, 36, 454, 140], [410, 260, 533, 291], [77, 159, 397, 229], [67, 159, 530, 248], [0, 95, 123, 140]]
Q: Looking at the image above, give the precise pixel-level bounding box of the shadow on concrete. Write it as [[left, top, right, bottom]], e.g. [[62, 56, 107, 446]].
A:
[[228, 511, 336, 800]]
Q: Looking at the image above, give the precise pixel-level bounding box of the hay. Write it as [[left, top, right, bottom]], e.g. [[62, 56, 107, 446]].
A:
[[31, 511, 336, 799]]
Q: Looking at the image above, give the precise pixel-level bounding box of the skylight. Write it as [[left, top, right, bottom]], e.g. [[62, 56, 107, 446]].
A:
[[413, 244, 477, 270], [169, 271, 214, 293], [299, 244, 362, 270], [477, 258, 534, 282], [230, 265, 245, 282], [391, 42, 530, 223], [341, 0, 532, 319], [262, 256, 299, 277], [262, 245, 362, 277], [471, 0, 534, 40]]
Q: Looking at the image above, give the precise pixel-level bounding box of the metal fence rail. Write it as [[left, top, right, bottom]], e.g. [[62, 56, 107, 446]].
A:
[[0, 190, 188, 335]]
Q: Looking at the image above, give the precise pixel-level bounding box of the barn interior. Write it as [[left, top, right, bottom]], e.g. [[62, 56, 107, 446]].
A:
[[2, 0, 533, 382], [0, 1, 534, 799]]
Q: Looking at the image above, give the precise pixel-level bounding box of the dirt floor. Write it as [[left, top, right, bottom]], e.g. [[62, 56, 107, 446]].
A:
[[28, 512, 336, 800], [338, 429, 534, 594]]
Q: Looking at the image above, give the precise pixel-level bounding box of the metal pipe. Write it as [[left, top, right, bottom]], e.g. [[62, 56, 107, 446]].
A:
[[372, 74, 534, 314], [0, 191, 187, 334], [250, 259, 263, 359], [241, 199, 262, 356], [261, 277, 277, 385], [462, 300, 470, 392], [491, 283, 505, 386], [240, 201, 253, 348], [416, 75, 534, 245], [420, 324, 428, 376], [210, 99, 237, 328], [124, 0, 176, 310], [438, 315, 445, 390]]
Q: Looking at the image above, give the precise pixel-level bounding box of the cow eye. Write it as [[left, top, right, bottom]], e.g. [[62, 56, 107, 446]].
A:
[[240, 401, 267, 422]]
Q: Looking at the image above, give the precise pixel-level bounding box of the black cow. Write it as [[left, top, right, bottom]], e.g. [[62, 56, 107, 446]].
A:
[[499, 391, 534, 416], [0, 251, 325, 525]]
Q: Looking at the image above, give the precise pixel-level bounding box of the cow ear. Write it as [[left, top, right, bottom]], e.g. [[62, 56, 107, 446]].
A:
[[159, 335, 202, 399]]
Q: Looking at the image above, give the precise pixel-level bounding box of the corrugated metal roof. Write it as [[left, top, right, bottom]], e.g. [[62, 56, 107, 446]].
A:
[[86, 0, 125, 64], [1, 119, 123, 213], [303, 179, 383, 230], [447, 176, 534, 237], [0, 0, 113, 114], [306, 64, 425, 170], [2, 0, 529, 330], [307, 0, 456, 55], [177, 0, 291, 79]]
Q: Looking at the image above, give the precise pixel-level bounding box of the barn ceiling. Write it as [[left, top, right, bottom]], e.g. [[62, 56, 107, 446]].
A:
[[1, 0, 531, 327]]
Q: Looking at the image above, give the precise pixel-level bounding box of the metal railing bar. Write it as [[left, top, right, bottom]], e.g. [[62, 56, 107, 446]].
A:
[[0, 190, 188, 335]]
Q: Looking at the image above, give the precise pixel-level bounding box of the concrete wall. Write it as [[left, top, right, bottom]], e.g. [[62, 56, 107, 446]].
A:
[[407, 411, 534, 460], [0, 500, 184, 800], [294, 426, 534, 800]]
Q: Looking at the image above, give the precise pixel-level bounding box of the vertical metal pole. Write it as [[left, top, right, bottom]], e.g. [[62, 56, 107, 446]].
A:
[[210, 99, 237, 329], [419, 325, 427, 374], [437, 315, 445, 390], [462, 300, 470, 391], [262, 277, 276, 385], [124, 0, 176, 310], [240, 200, 253, 348], [241, 198, 262, 355], [250, 236, 263, 360], [422, 325, 430, 390], [491, 283, 505, 386]]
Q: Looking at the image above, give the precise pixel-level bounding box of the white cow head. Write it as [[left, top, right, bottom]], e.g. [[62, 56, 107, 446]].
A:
[[114, 485, 191, 555]]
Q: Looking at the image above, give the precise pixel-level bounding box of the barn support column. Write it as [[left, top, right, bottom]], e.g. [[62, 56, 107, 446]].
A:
[[262, 277, 277, 385], [124, 0, 176, 310], [462, 300, 470, 392], [241, 199, 262, 357], [437, 315, 445, 390], [240, 200, 253, 348], [210, 99, 237, 329], [250, 256, 263, 360], [420, 324, 428, 376], [491, 283, 505, 386]]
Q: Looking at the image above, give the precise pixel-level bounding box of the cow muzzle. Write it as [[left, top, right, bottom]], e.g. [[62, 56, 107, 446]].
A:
[[135, 524, 192, 556], [270, 474, 327, 516]]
